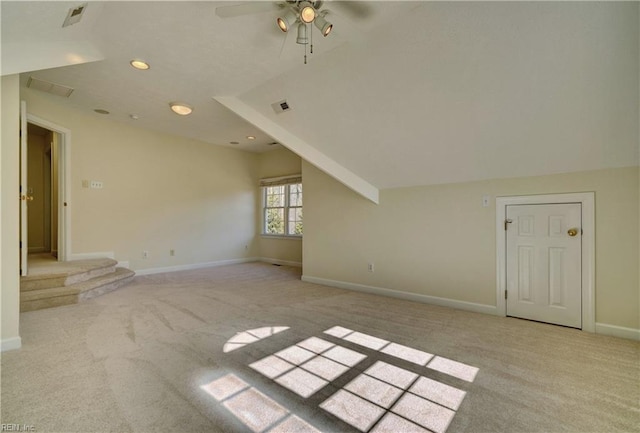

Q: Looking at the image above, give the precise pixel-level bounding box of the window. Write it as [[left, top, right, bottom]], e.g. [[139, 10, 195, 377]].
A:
[[262, 180, 302, 237]]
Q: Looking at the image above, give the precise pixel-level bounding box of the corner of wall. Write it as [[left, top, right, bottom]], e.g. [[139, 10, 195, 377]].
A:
[[1, 74, 21, 348]]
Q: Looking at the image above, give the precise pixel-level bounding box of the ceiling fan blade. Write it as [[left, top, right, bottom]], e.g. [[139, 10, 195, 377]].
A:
[[215, 2, 281, 18], [328, 1, 373, 20]]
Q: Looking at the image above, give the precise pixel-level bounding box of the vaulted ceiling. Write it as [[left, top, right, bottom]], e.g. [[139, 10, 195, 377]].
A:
[[2, 1, 638, 196]]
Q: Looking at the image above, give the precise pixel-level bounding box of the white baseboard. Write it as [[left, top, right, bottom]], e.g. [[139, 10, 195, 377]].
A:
[[595, 323, 640, 341], [68, 251, 115, 260], [301, 275, 497, 316], [1, 337, 22, 352], [260, 257, 302, 268], [117, 261, 130, 269], [135, 257, 259, 276]]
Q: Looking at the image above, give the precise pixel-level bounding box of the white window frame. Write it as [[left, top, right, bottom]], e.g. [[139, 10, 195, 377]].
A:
[[260, 175, 302, 238]]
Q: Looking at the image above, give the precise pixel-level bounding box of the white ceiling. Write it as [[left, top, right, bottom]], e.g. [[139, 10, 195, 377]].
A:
[[2, 1, 638, 186]]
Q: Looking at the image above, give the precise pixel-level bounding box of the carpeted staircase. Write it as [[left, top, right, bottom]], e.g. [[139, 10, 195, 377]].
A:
[[20, 258, 135, 312]]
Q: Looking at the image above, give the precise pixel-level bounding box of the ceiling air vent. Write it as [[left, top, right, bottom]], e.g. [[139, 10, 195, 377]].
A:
[[27, 76, 74, 98], [271, 99, 291, 114], [62, 3, 88, 28]]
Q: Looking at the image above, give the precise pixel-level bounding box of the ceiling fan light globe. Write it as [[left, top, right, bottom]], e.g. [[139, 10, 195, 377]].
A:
[[314, 15, 333, 36], [299, 2, 316, 23], [277, 17, 288, 32], [276, 9, 297, 32], [296, 23, 309, 44]]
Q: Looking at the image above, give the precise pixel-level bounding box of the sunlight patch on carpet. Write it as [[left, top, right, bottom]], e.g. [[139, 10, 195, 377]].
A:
[[223, 326, 289, 353], [202, 373, 320, 433], [207, 325, 480, 433]]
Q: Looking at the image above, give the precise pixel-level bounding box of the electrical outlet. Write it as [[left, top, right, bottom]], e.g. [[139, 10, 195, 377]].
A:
[[482, 195, 490, 207], [170, 249, 175, 256], [367, 263, 374, 272], [142, 250, 149, 259]]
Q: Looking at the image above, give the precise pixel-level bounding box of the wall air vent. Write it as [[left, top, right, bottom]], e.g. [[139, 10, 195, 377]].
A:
[[62, 3, 88, 28], [271, 99, 291, 114], [27, 76, 74, 98]]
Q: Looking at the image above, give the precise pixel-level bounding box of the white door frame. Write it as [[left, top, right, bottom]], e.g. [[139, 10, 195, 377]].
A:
[[496, 192, 595, 332], [26, 113, 71, 262], [20, 102, 28, 275]]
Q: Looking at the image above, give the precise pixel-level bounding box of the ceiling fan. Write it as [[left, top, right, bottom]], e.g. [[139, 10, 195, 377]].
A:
[[215, 1, 372, 63]]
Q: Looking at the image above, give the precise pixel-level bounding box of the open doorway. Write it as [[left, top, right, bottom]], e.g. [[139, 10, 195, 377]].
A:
[[22, 113, 70, 273], [19, 107, 70, 275], [26, 123, 60, 262]]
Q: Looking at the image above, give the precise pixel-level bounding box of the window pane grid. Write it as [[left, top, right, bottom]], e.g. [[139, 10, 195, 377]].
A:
[[263, 183, 302, 236], [288, 207, 303, 235]]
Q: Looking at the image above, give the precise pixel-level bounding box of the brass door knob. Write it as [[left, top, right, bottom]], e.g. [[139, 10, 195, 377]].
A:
[[568, 228, 578, 237]]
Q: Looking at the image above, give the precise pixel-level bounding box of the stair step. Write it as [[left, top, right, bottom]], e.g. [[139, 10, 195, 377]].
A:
[[21, 258, 118, 291], [78, 267, 135, 301], [21, 267, 135, 312]]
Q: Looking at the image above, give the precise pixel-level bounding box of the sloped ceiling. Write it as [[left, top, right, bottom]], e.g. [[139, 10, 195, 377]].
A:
[[2, 1, 638, 191], [0, 1, 105, 74], [238, 1, 639, 189]]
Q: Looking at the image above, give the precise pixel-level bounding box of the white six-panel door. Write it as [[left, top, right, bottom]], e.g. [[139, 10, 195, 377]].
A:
[[506, 203, 582, 328]]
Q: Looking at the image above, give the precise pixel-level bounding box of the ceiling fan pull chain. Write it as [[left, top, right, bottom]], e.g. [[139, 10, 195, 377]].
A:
[[310, 23, 314, 54]]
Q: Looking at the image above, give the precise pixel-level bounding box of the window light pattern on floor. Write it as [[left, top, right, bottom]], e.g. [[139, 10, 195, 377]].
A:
[[223, 326, 289, 353], [320, 360, 464, 433], [324, 326, 479, 382], [250, 336, 365, 398], [201, 373, 320, 433], [206, 326, 479, 433]]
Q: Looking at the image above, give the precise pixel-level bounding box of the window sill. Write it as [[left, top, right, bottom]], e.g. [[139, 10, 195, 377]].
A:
[[261, 235, 302, 240]]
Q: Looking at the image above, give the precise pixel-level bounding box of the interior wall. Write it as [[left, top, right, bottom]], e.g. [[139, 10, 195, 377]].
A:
[[23, 89, 260, 271], [1, 74, 21, 350], [26, 132, 47, 252], [257, 148, 303, 265], [302, 161, 640, 331]]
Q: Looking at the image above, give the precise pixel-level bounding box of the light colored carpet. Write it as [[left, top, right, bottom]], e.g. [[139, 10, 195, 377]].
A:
[[1, 262, 638, 433]]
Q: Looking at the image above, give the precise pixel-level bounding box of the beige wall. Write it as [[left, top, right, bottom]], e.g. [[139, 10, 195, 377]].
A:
[[23, 89, 260, 271], [1, 75, 21, 349], [257, 148, 302, 265], [303, 161, 639, 330]]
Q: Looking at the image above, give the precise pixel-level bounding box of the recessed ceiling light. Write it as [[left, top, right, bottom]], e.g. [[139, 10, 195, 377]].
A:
[[130, 59, 150, 70], [94, 109, 109, 115], [129, 114, 139, 120], [169, 102, 193, 116], [246, 136, 256, 140]]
